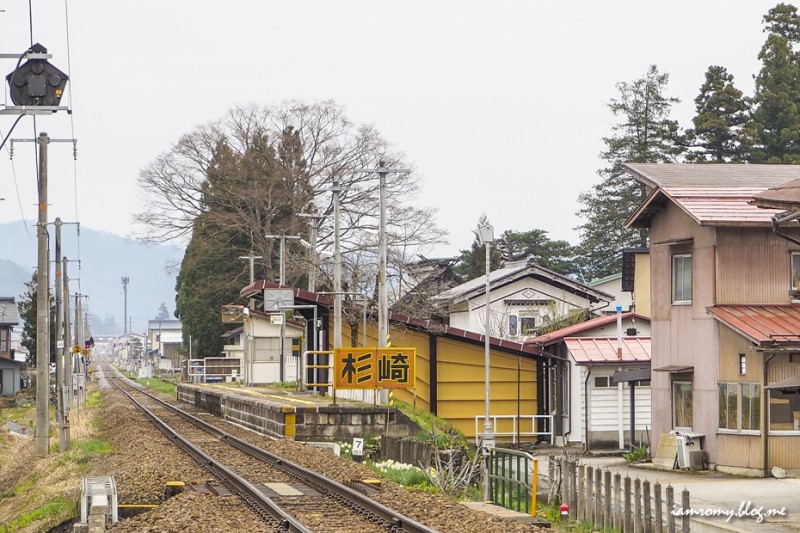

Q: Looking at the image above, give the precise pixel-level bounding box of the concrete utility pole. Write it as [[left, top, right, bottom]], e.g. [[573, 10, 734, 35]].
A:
[[121, 277, 129, 335], [35, 132, 50, 457], [239, 251, 262, 310], [54, 217, 66, 452], [62, 257, 71, 445], [333, 181, 343, 350], [297, 213, 326, 292], [354, 161, 409, 349]]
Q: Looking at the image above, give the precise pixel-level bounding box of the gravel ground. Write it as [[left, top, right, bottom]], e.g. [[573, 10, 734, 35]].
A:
[[94, 371, 548, 532]]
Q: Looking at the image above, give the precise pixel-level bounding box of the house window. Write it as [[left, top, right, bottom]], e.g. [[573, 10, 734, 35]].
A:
[[594, 376, 612, 388], [0, 328, 8, 353], [741, 383, 761, 431], [719, 383, 760, 432], [718, 383, 738, 430], [673, 381, 693, 428], [769, 389, 800, 432], [792, 253, 800, 293], [672, 254, 692, 304], [508, 315, 518, 336], [519, 314, 537, 335], [739, 354, 747, 375]]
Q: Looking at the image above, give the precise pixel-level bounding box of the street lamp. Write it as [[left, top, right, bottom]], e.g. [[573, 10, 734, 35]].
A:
[[476, 222, 494, 501]]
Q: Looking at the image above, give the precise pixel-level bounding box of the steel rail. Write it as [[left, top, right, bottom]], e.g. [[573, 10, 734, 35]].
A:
[[108, 375, 311, 533], [107, 368, 438, 533]]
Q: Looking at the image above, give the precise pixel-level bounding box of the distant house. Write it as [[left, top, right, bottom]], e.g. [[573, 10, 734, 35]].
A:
[[147, 320, 183, 370], [626, 163, 800, 476], [587, 273, 633, 315], [222, 308, 305, 385], [527, 312, 651, 448], [0, 297, 20, 360], [434, 258, 614, 343], [392, 255, 463, 317]]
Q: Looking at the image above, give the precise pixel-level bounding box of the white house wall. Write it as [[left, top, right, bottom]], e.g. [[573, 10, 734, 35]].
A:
[[449, 278, 606, 340], [569, 365, 652, 446]]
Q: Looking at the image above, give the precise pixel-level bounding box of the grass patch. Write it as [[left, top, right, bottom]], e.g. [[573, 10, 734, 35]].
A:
[[86, 390, 103, 409], [55, 437, 113, 467], [623, 444, 648, 463], [137, 377, 176, 395], [0, 496, 75, 533], [394, 400, 468, 448]]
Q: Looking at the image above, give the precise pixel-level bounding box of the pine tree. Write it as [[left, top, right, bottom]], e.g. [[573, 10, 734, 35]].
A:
[[686, 65, 751, 162], [749, 3, 800, 163], [576, 65, 683, 280]]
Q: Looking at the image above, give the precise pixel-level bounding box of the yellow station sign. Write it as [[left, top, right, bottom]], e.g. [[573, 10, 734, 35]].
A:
[[333, 347, 415, 389]]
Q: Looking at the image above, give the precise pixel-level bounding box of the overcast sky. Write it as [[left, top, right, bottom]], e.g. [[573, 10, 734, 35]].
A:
[[0, 1, 786, 258]]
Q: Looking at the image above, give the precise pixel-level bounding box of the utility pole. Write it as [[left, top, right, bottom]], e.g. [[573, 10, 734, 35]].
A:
[[54, 217, 66, 452], [121, 277, 129, 335], [35, 132, 50, 457], [354, 161, 409, 349], [297, 213, 326, 292], [333, 181, 343, 350], [239, 251, 262, 309], [62, 257, 72, 446]]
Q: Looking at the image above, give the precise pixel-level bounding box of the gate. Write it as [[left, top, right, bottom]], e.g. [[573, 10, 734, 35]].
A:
[[489, 447, 538, 514]]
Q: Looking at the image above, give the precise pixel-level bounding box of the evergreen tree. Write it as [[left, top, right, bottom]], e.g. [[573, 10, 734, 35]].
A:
[[154, 302, 170, 321], [576, 65, 683, 280], [749, 3, 800, 163], [17, 272, 56, 366], [686, 65, 751, 162], [497, 229, 577, 276], [453, 216, 503, 281]]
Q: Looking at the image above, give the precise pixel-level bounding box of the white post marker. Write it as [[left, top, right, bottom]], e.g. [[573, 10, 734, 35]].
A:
[[352, 437, 364, 463]]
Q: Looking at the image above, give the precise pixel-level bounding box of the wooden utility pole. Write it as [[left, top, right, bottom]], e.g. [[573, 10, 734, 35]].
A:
[[35, 132, 50, 457]]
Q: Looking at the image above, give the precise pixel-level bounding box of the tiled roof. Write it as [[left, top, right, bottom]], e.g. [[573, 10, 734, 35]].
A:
[[707, 305, 800, 344], [565, 337, 651, 365], [624, 163, 800, 228], [434, 258, 613, 305], [525, 312, 650, 346]]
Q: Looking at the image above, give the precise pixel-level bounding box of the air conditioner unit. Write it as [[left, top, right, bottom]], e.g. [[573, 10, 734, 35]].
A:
[[675, 434, 701, 469]]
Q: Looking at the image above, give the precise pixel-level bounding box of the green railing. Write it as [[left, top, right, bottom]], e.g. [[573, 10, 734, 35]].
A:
[[489, 447, 538, 514]]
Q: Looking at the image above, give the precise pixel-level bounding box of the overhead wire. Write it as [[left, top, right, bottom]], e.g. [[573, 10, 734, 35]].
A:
[[63, 0, 81, 293], [0, 116, 33, 239]]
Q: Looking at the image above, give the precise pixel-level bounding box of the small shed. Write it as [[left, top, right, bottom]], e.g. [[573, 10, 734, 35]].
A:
[[0, 358, 25, 396]]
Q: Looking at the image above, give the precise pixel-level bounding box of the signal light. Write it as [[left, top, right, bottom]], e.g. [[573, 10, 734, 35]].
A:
[[5, 43, 69, 107]]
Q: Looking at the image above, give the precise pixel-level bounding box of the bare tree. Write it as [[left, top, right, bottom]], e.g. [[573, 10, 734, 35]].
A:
[[135, 100, 446, 296]]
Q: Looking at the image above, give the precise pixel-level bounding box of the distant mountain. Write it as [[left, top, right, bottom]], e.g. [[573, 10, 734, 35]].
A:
[[0, 220, 184, 336]]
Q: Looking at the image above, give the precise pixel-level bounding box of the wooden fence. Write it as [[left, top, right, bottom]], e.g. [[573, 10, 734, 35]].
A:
[[557, 460, 691, 533]]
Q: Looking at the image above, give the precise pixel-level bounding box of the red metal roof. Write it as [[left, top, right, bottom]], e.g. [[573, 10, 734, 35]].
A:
[[525, 312, 649, 346], [565, 337, 651, 365], [707, 305, 800, 344]]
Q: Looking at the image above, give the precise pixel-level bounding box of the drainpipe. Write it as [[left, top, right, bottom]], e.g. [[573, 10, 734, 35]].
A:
[[763, 353, 776, 477], [584, 365, 592, 452]]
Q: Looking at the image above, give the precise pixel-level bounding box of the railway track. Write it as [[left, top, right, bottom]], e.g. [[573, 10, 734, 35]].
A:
[[101, 363, 437, 533]]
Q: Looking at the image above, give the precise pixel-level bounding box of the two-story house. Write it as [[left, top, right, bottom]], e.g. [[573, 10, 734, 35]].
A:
[[625, 163, 800, 476]]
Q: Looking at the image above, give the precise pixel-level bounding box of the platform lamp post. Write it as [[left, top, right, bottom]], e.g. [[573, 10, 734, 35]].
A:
[[476, 222, 495, 501]]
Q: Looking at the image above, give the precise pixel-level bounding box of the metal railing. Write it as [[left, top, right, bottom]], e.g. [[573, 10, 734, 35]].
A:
[[475, 414, 554, 444], [186, 357, 242, 382], [489, 448, 538, 514]]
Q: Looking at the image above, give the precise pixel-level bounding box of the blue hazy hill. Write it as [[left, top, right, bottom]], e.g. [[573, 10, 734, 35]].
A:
[[0, 220, 184, 336]]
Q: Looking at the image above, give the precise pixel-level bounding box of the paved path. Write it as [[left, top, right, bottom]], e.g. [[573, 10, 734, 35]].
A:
[[533, 454, 800, 532]]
